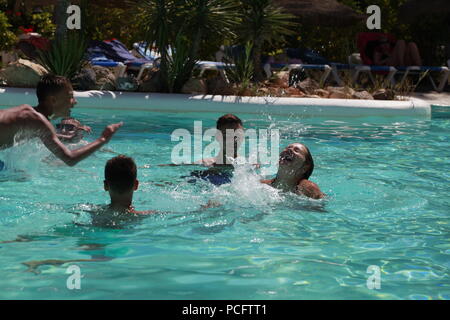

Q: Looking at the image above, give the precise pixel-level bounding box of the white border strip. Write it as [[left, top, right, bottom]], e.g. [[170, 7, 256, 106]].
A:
[[0, 87, 431, 117]]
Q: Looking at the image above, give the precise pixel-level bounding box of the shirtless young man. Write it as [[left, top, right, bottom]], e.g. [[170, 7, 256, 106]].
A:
[[201, 113, 244, 167], [90, 155, 156, 227], [189, 114, 244, 185], [261, 143, 324, 199], [0, 74, 122, 168]]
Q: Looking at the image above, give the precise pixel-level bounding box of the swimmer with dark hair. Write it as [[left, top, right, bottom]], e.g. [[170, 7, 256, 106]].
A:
[[89, 155, 157, 227], [261, 143, 324, 199], [56, 117, 91, 143], [189, 114, 244, 185], [0, 74, 122, 167]]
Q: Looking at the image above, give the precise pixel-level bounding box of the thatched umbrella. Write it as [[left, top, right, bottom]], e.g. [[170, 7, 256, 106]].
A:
[[399, 0, 450, 23], [274, 0, 365, 27]]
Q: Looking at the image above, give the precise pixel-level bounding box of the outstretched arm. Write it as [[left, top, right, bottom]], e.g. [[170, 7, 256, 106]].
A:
[[35, 115, 122, 166]]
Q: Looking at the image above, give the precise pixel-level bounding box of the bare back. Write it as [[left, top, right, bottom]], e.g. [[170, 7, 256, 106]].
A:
[[0, 104, 46, 149]]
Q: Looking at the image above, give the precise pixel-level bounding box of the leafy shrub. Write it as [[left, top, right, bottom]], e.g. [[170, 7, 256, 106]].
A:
[[37, 31, 88, 80], [0, 11, 17, 52]]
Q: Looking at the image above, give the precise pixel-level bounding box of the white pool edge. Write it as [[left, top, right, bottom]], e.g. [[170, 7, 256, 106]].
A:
[[0, 87, 431, 117]]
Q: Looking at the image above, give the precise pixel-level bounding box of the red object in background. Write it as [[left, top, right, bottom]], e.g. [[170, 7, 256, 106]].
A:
[[19, 26, 34, 34], [357, 32, 397, 65], [27, 37, 50, 50], [14, 12, 22, 16]]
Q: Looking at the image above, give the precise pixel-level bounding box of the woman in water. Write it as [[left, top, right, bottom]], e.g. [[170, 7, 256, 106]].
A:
[[261, 143, 324, 199]]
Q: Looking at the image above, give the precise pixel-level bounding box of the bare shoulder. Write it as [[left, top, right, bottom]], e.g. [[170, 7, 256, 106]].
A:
[[260, 178, 274, 185], [297, 179, 325, 199], [15, 105, 46, 123], [199, 157, 216, 167]]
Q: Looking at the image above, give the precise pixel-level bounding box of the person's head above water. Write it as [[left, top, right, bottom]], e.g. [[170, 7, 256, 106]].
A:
[[216, 113, 243, 131], [215, 114, 244, 163], [277, 143, 314, 181], [104, 155, 139, 199], [56, 117, 88, 143], [36, 74, 76, 119]]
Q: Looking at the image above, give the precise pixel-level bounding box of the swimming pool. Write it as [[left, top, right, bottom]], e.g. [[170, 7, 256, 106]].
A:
[[0, 106, 449, 300]]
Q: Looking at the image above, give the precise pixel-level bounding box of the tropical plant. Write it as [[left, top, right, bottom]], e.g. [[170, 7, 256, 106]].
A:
[[165, 32, 198, 93], [182, 0, 241, 59], [0, 11, 17, 52], [223, 41, 254, 92], [237, 0, 297, 81], [139, 0, 240, 92], [36, 31, 88, 80], [139, 0, 178, 92], [30, 11, 56, 38]]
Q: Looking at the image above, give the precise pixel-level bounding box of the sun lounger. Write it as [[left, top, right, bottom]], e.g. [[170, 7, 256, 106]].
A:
[[357, 32, 449, 92], [395, 65, 449, 92], [133, 41, 227, 78], [88, 40, 153, 81], [101, 40, 154, 81], [330, 63, 397, 86]]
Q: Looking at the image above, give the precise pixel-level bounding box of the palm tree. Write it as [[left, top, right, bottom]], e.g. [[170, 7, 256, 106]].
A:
[[139, 0, 179, 92], [139, 0, 241, 92], [183, 0, 241, 59], [238, 0, 297, 81]]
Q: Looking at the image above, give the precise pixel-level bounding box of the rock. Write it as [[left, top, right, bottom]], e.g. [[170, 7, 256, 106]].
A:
[[238, 87, 255, 96], [285, 87, 305, 97], [327, 86, 355, 99], [267, 86, 283, 96], [139, 69, 161, 92], [372, 88, 395, 100], [270, 71, 289, 88], [206, 76, 234, 95], [72, 67, 96, 90], [257, 87, 270, 95], [313, 88, 330, 98], [181, 78, 207, 94], [91, 65, 117, 91], [0, 58, 47, 87], [352, 90, 374, 100], [297, 78, 320, 94]]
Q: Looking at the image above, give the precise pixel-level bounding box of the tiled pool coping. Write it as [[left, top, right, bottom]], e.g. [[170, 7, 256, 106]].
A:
[[0, 87, 431, 117]]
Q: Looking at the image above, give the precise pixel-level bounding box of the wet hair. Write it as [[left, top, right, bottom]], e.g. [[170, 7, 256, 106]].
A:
[[302, 145, 314, 180], [216, 114, 243, 130], [36, 74, 71, 103], [105, 155, 137, 193]]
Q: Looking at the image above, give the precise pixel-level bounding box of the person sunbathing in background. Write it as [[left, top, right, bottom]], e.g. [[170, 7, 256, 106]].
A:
[[373, 37, 422, 67], [89, 155, 156, 227], [56, 117, 91, 144], [261, 143, 324, 199]]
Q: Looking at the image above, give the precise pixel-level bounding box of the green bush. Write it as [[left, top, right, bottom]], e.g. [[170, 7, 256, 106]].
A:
[[36, 31, 88, 80], [30, 12, 56, 39], [0, 11, 17, 52]]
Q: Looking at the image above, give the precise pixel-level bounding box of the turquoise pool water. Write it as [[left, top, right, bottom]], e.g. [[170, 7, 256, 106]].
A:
[[0, 106, 449, 300]]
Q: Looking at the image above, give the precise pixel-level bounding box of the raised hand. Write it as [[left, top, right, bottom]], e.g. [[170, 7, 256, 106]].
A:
[[101, 122, 123, 143]]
